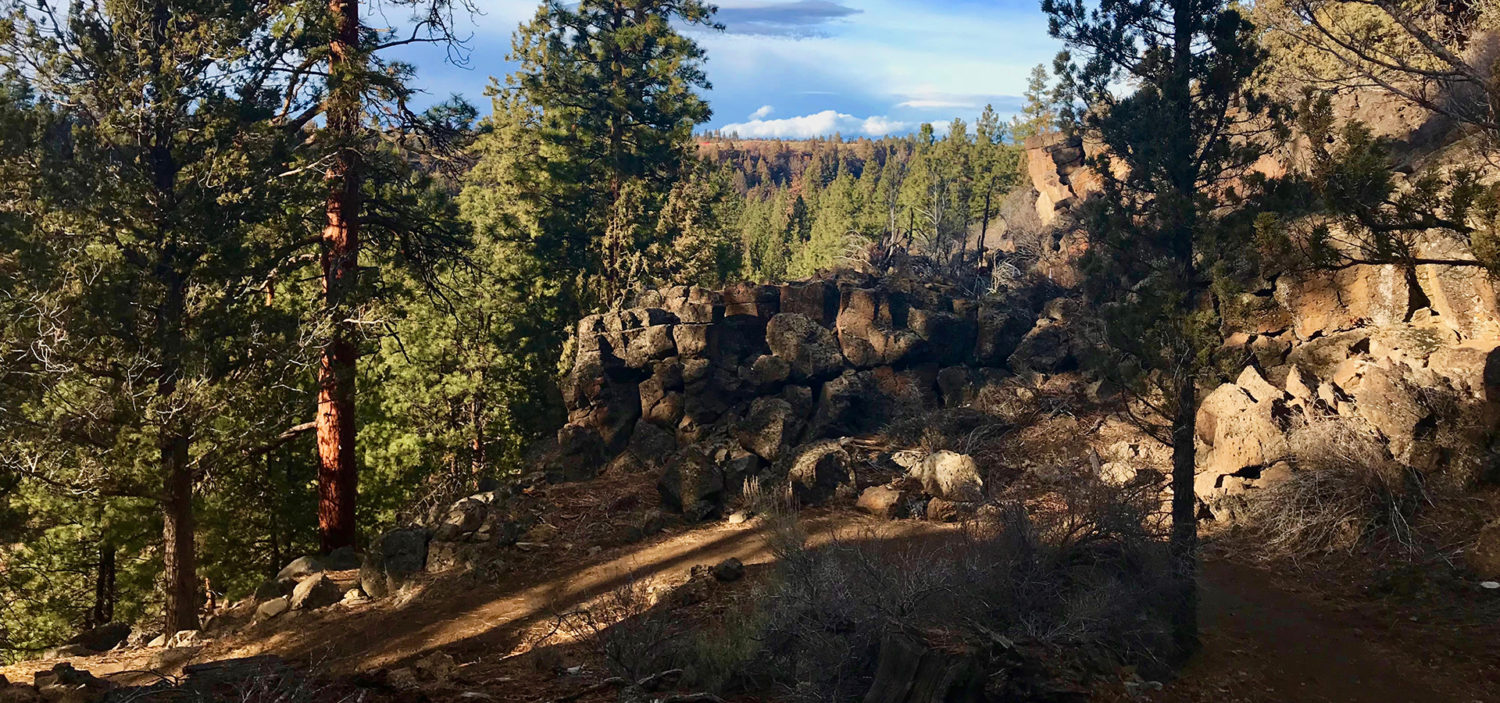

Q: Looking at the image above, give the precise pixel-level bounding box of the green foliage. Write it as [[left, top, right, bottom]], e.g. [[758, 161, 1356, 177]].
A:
[[501, 0, 722, 305], [707, 113, 1026, 282]]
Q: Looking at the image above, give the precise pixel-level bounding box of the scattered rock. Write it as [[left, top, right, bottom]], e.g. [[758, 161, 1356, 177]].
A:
[[255, 597, 290, 621], [910, 451, 984, 502], [290, 573, 342, 611], [784, 440, 854, 506], [857, 484, 908, 519], [710, 557, 745, 582]]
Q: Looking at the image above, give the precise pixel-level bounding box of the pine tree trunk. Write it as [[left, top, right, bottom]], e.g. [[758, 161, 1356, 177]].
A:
[[159, 277, 196, 634], [1169, 376, 1199, 658], [317, 0, 361, 553], [89, 543, 115, 628], [1166, 0, 1200, 659]]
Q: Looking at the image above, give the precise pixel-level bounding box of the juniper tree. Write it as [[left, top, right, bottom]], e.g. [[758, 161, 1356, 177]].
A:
[[1044, 0, 1277, 657]]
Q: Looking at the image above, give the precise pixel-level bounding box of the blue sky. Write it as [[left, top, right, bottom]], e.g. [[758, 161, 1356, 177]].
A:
[[384, 0, 1063, 138]]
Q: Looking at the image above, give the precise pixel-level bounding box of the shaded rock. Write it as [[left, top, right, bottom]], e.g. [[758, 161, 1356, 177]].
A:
[[290, 573, 342, 611], [66, 623, 130, 653], [711, 557, 745, 582], [735, 397, 804, 462], [910, 451, 984, 502], [765, 313, 844, 381], [784, 440, 854, 505], [857, 484, 908, 519], [657, 447, 724, 520], [254, 597, 290, 621]]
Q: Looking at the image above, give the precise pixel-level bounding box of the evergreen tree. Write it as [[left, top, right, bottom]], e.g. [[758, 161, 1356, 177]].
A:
[[503, 0, 721, 306], [1044, 0, 1275, 657], [0, 0, 322, 634]]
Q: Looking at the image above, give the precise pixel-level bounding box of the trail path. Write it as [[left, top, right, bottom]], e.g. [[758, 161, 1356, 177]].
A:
[[1162, 559, 1498, 703], [7, 510, 1497, 702]]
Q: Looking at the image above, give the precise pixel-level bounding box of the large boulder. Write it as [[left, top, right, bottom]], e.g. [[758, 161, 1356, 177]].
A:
[[783, 440, 855, 506], [1469, 519, 1500, 580], [657, 447, 725, 521], [274, 555, 323, 589], [290, 574, 342, 611], [66, 623, 130, 653], [361, 528, 430, 599], [734, 397, 805, 463], [765, 313, 844, 381], [909, 451, 984, 502]]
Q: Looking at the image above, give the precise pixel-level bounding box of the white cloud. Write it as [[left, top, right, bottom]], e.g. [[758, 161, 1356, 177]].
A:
[[896, 99, 979, 110], [719, 109, 910, 138], [749, 104, 775, 119]]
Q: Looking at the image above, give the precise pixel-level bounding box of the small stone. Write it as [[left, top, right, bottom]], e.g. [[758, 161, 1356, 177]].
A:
[[414, 651, 456, 681], [710, 557, 745, 582], [725, 510, 750, 525], [1482, 581, 1500, 590], [255, 597, 290, 621]]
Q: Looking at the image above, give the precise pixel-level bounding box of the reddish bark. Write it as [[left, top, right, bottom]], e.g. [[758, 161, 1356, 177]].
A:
[[317, 0, 361, 553]]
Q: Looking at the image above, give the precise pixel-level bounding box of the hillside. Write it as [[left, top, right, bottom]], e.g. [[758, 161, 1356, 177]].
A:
[[7, 79, 1500, 702]]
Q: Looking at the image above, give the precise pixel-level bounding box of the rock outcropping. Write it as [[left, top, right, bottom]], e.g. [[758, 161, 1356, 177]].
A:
[[550, 273, 1072, 518]]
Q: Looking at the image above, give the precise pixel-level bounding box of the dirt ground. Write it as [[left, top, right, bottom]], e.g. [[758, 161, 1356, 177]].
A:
[[7, 502, 1500, 702]]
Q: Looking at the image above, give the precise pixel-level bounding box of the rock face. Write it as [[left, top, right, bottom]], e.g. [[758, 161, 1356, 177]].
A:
[[553, 273, 1064, 519]]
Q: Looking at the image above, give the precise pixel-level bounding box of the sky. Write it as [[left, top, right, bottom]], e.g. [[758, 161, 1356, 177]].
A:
[[382, 0, 1063, 139]]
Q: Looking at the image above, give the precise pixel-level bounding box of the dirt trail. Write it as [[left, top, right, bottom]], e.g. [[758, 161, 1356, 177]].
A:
[[8, 511, 1497, 703], [1165, 559, 1498, 703], [217, 510, 946, 673]]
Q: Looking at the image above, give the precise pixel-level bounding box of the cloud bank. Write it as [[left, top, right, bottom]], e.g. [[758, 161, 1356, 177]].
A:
[[716, 0, 862, 37], [719, 109, 911, 138]]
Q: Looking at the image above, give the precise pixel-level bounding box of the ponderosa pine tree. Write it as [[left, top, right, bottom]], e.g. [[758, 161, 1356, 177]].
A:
[[1044, 0, 1276, 657], [500, 0, 721, 308], [310, 0, 474, 552], [0, 0, 323, 634]]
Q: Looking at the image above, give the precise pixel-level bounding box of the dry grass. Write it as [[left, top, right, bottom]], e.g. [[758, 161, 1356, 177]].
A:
[[674, 475, 1175, 702], [1239, 415, 1427, 562]]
